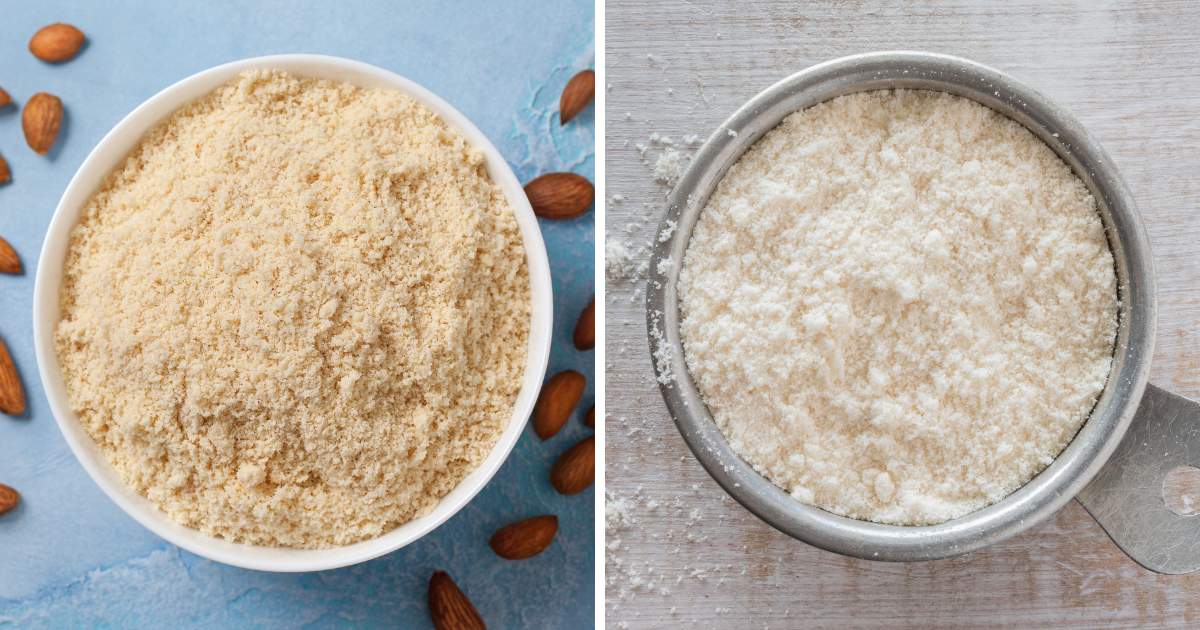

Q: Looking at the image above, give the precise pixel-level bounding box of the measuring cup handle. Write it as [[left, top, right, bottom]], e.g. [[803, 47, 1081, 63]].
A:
[[1076, 383, 1200, 574]]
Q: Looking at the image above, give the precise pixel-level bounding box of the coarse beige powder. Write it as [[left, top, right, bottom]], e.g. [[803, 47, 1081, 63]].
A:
[[679, 89, 1118, 525], [55, 69, 530, 548]]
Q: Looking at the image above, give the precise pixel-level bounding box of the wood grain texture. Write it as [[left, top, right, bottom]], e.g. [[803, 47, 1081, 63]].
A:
[[603, 1, 1200, 627]]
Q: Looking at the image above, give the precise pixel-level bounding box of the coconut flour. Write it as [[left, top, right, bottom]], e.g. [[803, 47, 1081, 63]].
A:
[[678, 89, 1117, 525], [56, 70, 530, 547]]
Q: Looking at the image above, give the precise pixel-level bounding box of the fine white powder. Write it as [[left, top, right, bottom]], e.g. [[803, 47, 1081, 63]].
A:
[[679, 90, 1118, 525]]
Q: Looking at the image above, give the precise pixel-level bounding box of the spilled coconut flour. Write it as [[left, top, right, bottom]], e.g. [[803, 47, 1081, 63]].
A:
[[55, 69, 530, 548], [678, 89, 1118, 525]]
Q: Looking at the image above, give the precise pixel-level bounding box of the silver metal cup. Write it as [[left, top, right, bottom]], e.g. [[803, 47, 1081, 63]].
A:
[[647, 51, 1200, 572]]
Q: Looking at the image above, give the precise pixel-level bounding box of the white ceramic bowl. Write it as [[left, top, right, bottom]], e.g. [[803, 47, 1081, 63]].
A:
[[32, 55, 553, 572]]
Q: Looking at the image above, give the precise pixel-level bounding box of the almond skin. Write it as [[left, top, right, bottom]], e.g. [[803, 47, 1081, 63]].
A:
[[573, 298, 594, 350], [559, 69, 594, 125], [0, 87, 12, 108], [551, 436, 594, 495], [489, 515, 558, 560], [428, 571, 485, 630], [533, 370, 585, 440], [585, 405, 594, 428], [0, 337, 25, 416], [29, 23, 85, 63], [0, 484, 18, 516], [524, 172, 593, 219], [0, 236, 19, 274], [0, 153, 10, 185], [23, 93, 64, 155]]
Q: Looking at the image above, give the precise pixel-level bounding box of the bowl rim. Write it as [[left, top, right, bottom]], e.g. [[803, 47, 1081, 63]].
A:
[[32, 54, 553, 572], [646, 50, 1156, 561]]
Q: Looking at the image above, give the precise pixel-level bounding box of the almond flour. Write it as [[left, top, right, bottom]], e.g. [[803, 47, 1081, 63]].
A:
[[679, 89, 1117, 525], [55, 70, 530, 548]]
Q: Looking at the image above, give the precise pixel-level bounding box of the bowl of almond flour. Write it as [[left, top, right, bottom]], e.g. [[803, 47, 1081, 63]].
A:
[[646, 51, 1188, 564], [32, 55, 552, 571]]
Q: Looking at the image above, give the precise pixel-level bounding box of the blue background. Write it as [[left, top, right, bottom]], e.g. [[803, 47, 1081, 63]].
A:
[[0, 1, 595, 627]]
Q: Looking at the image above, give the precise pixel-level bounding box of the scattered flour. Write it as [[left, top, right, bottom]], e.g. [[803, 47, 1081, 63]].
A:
[[653, 149, 688, 186], [647, 133, 689, 186], [606, 238, 648, 282], [606, 482, 730, 621], [657, 219, 678, 243], [648, 310, 675, 386], [678, 89, 1118, 525], [632, 132, 694, 190]]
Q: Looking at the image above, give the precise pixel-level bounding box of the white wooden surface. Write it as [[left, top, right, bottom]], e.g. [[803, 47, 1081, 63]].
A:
[[604, 1, 1200, 627]]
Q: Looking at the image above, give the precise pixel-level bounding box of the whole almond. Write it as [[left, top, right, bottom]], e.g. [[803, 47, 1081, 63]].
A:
[[559, 69, 595, 125], [524, 172, 593, 219], [0, 153, 10, 185], [0, 236, 20, 274], [550, 436, 594, 495], [573, 298, 594, 350], [0, 337, 25, 416], [585, 405, 594, 428], [23, 93, 64, 155], [0, 86, 12, 108], [0, 484, 18, 516], [489, 515, 558, 560], [428, 571, 485, 630], [29, 23, 85, 63], [533, 370, 585, 440]]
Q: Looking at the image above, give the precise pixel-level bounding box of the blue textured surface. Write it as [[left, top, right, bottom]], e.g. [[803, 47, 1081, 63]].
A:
[[0, 1, 594, 627]]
